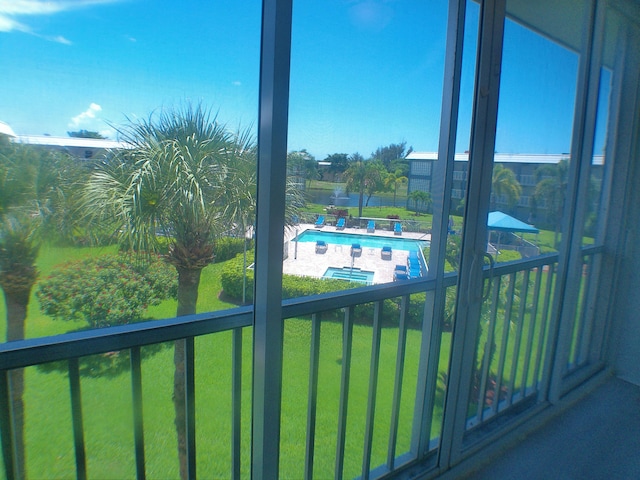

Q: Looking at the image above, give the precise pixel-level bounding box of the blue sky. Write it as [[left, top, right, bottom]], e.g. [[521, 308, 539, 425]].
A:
[[0, 0, 590, 160]]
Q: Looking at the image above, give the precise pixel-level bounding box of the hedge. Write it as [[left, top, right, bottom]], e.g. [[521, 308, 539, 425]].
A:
[[220, 251, 431, 329]]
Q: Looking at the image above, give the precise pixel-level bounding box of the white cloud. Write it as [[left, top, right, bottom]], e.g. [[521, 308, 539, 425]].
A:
[[49, 34, 72, 45], [99, 127, 115, 139], [69, 103, 103, 128], [0, 0, 125, 41], [232, 81, 242, 87]]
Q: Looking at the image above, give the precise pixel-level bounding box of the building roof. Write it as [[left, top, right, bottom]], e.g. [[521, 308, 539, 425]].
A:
[[406, 151, 604, 166], [0, 121, 17, 137], [16, 135, 128, 150]]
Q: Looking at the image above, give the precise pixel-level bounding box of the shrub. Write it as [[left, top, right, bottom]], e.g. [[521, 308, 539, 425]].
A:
[[221, 251, 350, 305], [221, 250, 430, 328], [214, 237, 253, 263], [221, 251, 255, 302], [37, 254, 177, 328]]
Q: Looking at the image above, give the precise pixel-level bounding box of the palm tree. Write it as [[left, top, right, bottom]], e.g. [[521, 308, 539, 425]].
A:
[[220, 128, 257, 304], [0, 140, 74, 479], [84, 105, 239, 480], [491, 164, 522, 211], [408, 189, 432, 214], [342, 154, 367, 217], [534, 159, 569, 249], [384, 170, 408, 207]]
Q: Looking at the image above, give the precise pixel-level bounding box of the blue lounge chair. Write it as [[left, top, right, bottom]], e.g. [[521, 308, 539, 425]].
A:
[[336, 217, 345, 230], [394, 271, 409, 281], [315, 215, 325, 228], [381, 245, 392, 259], [408, 251, 421, 277], [367, 220, 375, 233], [394, 264, 407, 274], [394, 222, 402, 235], [315, 240, 328, 253], [351, 243, 362, 256]]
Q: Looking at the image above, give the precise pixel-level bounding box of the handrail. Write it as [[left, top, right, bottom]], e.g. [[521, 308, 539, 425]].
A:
[[0, 252, 573, 372]]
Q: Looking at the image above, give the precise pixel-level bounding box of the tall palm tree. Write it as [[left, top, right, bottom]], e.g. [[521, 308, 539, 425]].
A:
[[491, 164, 522, 211], [343, 154, 367, 217], [0, 140, 74, 479], [409, 189, 432, 214], [534, 159, 569, 249], [219, 128, 257, 304], [384, 170, 408, 207], [84, 105, 237, 479]]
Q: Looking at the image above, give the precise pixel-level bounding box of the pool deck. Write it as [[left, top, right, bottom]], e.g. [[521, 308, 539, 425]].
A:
[[282, 224, 431, 284]]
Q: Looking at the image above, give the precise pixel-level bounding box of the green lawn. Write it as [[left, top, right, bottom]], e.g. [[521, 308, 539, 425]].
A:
[[1, 235, 559, 479], [1, 244, 453, 479]]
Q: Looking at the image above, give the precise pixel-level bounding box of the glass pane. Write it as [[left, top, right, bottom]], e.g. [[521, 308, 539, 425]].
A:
[[490, 17, 580, 259], [466, 1, 584, 432], [285, 0, 448, 295], [0, 1, 260, 343], [584, 66, 611, 246], [448, 0, 481, 273]]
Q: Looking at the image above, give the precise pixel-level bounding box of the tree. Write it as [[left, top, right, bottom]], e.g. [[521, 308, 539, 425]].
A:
[[287, 149, 318, 188], [0, 140, 72, 479], [490, 164, 522, 211], [84, 105, 238, 479], [324, 153, 349, 180], [363, 160, 387, 207], [84, 105, 302, 479], [384, 170, 408, 207], [408, 189, 432, 214], [534, 158, 569, 249], [341, 154, 389, 217], [371, 141, 409, 170], [67, 129, 107, 139]]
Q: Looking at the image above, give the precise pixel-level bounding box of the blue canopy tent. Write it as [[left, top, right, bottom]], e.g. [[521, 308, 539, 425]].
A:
[[487, 211, 539, 254], [487, 211, 539, 233]]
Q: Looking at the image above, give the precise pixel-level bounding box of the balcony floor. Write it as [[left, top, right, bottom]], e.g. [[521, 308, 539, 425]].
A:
[[467, 377, 640, 479]]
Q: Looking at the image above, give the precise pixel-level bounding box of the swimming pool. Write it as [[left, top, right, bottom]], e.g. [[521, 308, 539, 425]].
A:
[[323, 267, 374, 284], [295, 230, 429, 253]]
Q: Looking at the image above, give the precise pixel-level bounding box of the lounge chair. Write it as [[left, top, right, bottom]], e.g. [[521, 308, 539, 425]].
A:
[[315, 240, 328, 253], [381, 245, 392, 260], [336, 217, 345, 230], [408, 251, 421, 277], [315, 215, 325, 228], [367, 220, 375, 233], [394, 264, 407, 274], [394, 222, 402, 235], [394, 271, 409, 281], [350, 243, 362, 257]]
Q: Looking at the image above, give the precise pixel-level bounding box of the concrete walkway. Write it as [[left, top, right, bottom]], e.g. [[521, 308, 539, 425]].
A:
[[282, 224, 429, 284]]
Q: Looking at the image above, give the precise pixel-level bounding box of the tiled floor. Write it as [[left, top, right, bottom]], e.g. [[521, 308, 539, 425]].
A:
[[282, 224, 430, 284]]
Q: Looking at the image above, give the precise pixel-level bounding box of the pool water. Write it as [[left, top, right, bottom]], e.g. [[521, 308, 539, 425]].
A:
[[295, 230, 428, 252], [323, 267, 374, 284]]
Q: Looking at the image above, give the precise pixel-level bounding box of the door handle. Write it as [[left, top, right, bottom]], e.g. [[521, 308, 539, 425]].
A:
[[482, 252, 495, 302]]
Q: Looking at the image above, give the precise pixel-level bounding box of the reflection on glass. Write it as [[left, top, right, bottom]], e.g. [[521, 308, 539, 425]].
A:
[[583, 67, 611, 246], [467, 3, 582, 431], [447, 0, 481, 272], [491, 17, 580, 258]]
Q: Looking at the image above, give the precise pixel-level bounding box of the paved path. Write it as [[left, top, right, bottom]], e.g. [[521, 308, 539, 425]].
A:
[[282, 224, 430, 284]]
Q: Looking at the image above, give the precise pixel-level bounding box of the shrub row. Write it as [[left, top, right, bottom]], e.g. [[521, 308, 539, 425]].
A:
[[220, 251, 435, 329], [214, 237, 253, 263]]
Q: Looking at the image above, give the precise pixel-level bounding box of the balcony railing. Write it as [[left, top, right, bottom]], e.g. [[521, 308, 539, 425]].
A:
[[0, 248, 604, 479]]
